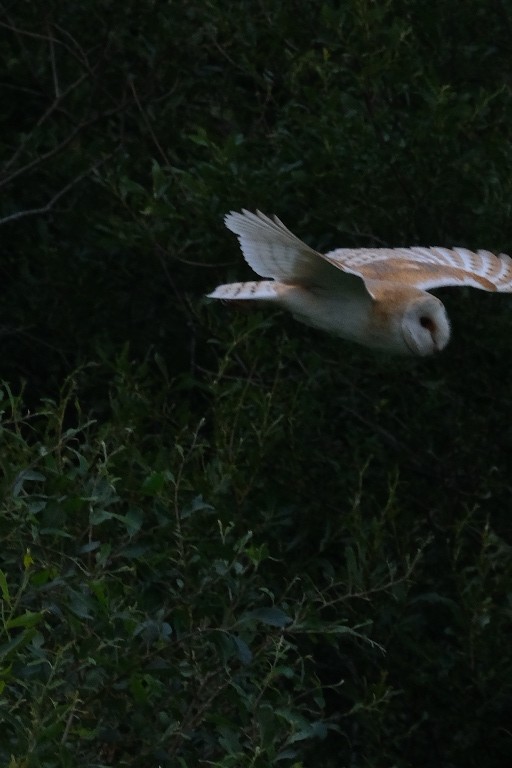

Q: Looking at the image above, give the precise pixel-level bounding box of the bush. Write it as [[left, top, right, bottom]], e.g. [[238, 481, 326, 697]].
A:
[[0, 364, 415, 766]]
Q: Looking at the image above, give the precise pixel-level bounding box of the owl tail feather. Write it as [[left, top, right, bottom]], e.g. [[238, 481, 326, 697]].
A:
[[207, 280, 282, 301]]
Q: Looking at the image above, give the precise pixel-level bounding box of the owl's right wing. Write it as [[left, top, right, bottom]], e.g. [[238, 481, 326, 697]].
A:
[[225, 210, 369, 297], [325, 246, 512, 293]]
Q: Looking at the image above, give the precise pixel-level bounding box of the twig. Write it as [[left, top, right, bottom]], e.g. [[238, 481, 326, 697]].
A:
[[0, 154, 112, 226], [0, 16, 103, 73], [0, 99, 128, 190], [128, 77, 169, 165], [47, 20, 60, 98], [0, 116, 91, 188], [1, 72, 89, 174]]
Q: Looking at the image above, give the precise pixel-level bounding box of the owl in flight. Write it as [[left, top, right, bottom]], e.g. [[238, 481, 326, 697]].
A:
[[207, 210, 512, 356]]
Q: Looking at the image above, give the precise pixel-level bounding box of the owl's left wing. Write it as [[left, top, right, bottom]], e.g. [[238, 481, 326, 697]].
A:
[[225, 210, 370, 297], [325, 246, 512, 293]]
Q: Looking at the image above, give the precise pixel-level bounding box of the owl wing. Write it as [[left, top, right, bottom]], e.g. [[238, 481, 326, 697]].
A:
[[325, 246, 512, 293], [225, 210, 370, 296]]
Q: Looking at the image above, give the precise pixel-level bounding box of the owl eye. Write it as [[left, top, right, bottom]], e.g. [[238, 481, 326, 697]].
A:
[[420, 316, 435, 333]]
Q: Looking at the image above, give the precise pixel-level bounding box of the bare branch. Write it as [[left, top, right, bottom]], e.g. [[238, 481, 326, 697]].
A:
[[52, 22, 94, 71], [128, 77, 169, 166], [0, 96, 129, 190], [0, 17, 94, 64], [0, 154, 112, 226], [0, 16, 107, 79], [1, 71, 89, 174], [0, 118, 91, 189], [0, 18, 57, 42], [47, 20, 60, 98]]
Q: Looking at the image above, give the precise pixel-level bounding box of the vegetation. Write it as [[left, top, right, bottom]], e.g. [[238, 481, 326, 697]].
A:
[[1, 1, 512, 765]]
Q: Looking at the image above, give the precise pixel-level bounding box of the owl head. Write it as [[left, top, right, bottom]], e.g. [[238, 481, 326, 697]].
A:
[[400, 295, 450, 356]]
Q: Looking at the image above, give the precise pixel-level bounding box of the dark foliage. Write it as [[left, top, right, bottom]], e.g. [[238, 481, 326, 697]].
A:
[[1, 1, 512, 766]]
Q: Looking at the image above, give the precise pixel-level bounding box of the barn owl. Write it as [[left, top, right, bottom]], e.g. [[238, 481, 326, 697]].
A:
[[207, 210, 512, 355]]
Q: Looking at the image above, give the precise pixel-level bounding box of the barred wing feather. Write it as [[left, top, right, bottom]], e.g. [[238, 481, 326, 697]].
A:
[[325, 246, 512, 293]]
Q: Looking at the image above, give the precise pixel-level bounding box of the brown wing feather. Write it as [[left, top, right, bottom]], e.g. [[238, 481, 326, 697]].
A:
[[324, 246, 512, 293]]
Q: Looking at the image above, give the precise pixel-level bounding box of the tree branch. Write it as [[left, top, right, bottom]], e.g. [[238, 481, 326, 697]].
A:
[[0, 154, 112, 226], [1, 71, 89, 175]]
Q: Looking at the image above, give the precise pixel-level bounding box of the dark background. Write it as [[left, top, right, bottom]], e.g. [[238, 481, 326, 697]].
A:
[[1, 2, 511, 766]]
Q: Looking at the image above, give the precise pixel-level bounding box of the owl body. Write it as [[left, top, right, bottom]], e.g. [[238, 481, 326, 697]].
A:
[[281, 283, 373, 343], [208, 210, 512, 356]]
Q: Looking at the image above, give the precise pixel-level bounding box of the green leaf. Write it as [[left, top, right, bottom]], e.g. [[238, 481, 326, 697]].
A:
[[243, 607, 292, 628], [6, 611, 44, 630], [288, 720, 328, 744], [12, 468, 46, 496], [231, 635, 252, 665], [0, 570, 10, 604], [142, 471, 173, 494], [121, 507, 144, 535], [181, 495, 214, 519], [0, 628, 37, 660]]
